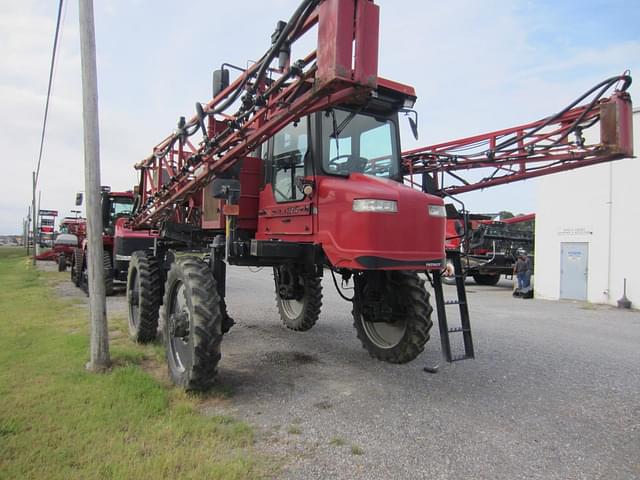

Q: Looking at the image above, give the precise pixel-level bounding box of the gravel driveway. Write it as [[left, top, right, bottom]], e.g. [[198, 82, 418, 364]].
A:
[[44, 261, 640, 479]]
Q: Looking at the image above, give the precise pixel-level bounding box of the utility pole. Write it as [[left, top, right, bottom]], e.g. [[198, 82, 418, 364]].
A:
[[32, 172, 37, 265], [36, 190, 42, 255], [26, 206, 31, 254], [79, 0, 110, 372]]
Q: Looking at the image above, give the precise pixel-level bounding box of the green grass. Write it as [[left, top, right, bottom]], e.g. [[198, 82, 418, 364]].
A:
[[0, 248, 275, 479], [286, 425, 302, 435], [329, 436, 345, 447], [350, 445, 364, 455]]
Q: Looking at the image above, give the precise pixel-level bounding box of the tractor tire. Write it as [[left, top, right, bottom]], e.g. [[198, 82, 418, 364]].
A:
[[127, 251, 163, 343], [71, 248, 83, 287], [103, 251, 115, 296], [58, 253, 67, 272], [274, 266, 322, 332], [160, 256, 223, 391], [80, 256, 89, 295], [353, 271, 433, 364], [472, 273, 500, 286]]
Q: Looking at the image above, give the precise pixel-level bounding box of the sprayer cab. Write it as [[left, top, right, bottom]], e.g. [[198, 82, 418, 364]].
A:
[[254, 83, 446, 271]]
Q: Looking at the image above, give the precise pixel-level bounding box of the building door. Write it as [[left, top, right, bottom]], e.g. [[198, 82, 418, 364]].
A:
[[560, 242, 588, 300]]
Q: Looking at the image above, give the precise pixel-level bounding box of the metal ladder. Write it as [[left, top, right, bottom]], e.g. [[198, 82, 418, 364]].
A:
[[430, 250, 474, 363]]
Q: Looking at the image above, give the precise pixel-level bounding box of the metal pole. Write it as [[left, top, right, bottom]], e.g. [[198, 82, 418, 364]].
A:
[[79, 0, 110, 371], [32, 172, 37, 265], [36, 190, 42, 256], [26, 206, 31, 255]]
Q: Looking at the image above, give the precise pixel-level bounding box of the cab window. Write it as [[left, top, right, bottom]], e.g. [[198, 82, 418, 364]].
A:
[[271, 118, 308, 202]]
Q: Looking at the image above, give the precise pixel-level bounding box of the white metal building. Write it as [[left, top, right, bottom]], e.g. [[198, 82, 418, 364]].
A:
[[534, 108, 639, 307]]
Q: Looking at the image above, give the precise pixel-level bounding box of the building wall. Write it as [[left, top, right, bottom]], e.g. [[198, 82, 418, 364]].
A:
[[535, 109, 640, 307]]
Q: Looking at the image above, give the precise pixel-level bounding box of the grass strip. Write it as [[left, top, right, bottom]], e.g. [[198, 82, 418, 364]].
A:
[[0, 248, 274, 479]]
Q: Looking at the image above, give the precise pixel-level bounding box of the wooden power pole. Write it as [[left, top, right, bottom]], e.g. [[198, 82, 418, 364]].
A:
[[78, 0, 110, 371]]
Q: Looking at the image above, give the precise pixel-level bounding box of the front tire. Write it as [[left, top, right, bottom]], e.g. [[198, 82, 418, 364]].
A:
[[127, 251, 162, 343], [58, 253, 67, 272], [103, 251, 115, 296], [274, 266, 322, 331], [161, 257, 223, 391], [353, 271, 433, 364]]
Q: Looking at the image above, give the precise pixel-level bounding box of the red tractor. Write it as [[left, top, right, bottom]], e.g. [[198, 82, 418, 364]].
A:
[[71, 187, 156, 295]]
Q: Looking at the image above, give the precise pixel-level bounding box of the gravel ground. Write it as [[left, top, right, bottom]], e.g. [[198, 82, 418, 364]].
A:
[[41, 261, 640, 479]]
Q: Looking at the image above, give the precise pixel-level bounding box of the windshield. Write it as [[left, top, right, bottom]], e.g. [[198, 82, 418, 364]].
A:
[[111, 197, 133, 219], [321, 109, 399, 178]]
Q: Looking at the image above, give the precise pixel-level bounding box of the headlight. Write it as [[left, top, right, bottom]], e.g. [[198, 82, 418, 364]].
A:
[[352, 199, 398, 213], [428, 204, 446, 217]]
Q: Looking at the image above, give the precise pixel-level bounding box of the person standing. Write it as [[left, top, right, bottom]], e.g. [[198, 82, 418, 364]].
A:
[[514, 249, 532, 290]]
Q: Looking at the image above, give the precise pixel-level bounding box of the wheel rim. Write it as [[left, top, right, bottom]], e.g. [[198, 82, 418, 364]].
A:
[[168, 281, 190, 373], [281, 296, 304, 319], [128, 268, 139, 329], [277, 270, 305, 320], [361, 317, 407, 349]]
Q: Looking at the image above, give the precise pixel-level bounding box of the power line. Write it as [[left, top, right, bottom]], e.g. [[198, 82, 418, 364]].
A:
[[34, 0, 64, 187]]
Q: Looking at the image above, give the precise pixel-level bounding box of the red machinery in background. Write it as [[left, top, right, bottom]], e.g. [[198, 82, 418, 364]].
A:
[[35, 216, 85, 271], [70, 188, 156, 295]]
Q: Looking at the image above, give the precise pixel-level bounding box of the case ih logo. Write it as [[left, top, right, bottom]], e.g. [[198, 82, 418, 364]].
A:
[[263, 204, 311, 217]]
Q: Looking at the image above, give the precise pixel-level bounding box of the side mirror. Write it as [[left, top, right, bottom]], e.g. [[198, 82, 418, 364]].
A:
[[212, 68, 230, 98], [408, 117, 419, 141], [75, 193, 83, 206], [401, 109, 419, 141]]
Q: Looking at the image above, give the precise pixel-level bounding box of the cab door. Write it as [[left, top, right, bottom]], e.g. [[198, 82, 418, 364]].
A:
[[257, 117, 314, 237]]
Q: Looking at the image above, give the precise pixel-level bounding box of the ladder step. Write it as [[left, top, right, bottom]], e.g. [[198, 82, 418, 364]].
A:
[[447, 327, 469, 333], [451, 354, 473, 362], [444, 300, 466, 305]]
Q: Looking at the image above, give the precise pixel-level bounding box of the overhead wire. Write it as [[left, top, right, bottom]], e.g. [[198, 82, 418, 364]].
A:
[[34, 0, 65, 187]]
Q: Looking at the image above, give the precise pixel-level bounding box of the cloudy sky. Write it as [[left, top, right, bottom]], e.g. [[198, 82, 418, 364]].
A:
[[1, 0, 638, 234]]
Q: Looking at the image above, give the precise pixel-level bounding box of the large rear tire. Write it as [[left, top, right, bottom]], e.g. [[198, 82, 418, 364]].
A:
[[353, 271, 433, 364], [161, 257, 223, 391], [78, 251, 89, 295], [274, 266, 322, 331], [472, 273, 500, 286], [103, 251, 115, 296], [71, 248, 83, 287], [127, 251, 162, 343]]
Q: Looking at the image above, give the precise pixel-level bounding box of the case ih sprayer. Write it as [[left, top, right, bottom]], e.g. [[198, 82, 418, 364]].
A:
[[112, 0, 632, 390]]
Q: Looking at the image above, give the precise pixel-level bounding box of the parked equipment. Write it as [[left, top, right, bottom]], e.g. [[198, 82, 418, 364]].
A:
[[93, 0, 631, 390], [443, 210, 535, 285], [71, 187, 156, 295]]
